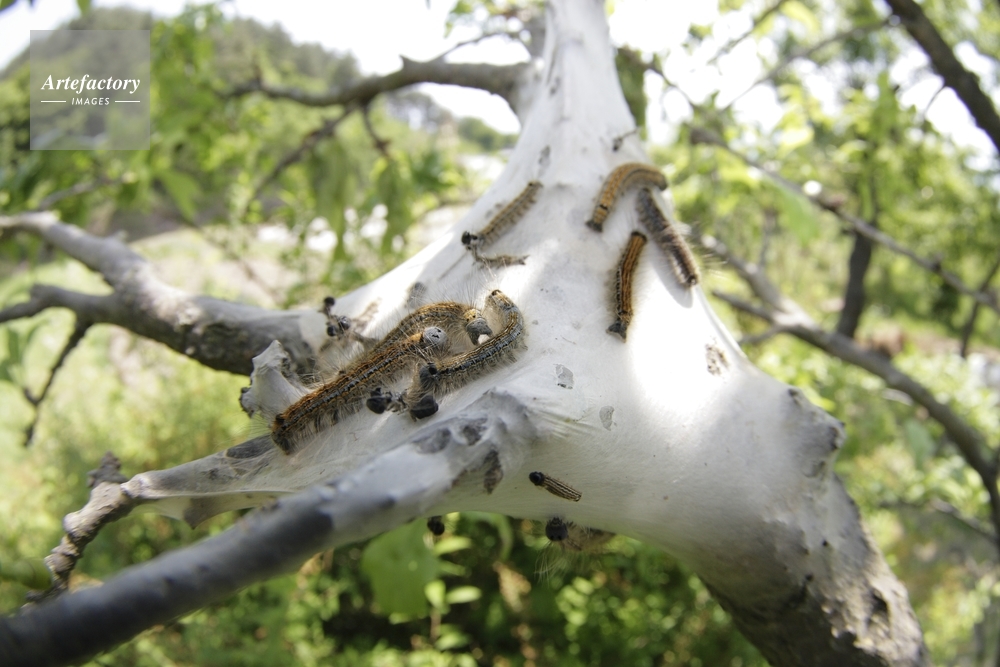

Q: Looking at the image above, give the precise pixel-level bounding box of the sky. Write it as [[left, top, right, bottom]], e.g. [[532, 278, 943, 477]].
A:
[[0, 0, 993, 154]]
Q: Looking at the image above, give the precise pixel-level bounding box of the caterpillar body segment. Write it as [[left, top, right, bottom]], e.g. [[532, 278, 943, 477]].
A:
[[374, 301, 489, 353], [607, 231, 647, 340], [529, 471, 583, 502], [462, 180, 543, 251], [545, 517, 569, 542], [586, 162, 667, 232], [271, 326, 449, 453], [635, 187, 700, 287], [406, 290, 525, 419]]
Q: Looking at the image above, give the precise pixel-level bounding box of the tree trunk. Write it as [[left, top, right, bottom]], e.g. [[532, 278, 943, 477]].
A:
[[0, 1, 929, 665]]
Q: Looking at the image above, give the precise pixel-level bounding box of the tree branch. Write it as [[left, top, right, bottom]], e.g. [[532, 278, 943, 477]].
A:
[[959, 250, 1000, 357], [0, 392, 531, 667], [690, 127, 1000, 316], [723, 20, 889, 111], [243, 106, 358, 219], [227, 57, 529, 115], [836, 173, 878, 339], [0, 214, 323, 375], [884, 0, 1000, 155], [22, 319, 91, 447], [35, 176, 125, 211], [706, 0, 792, 68], [698, 231, 1000, 556]]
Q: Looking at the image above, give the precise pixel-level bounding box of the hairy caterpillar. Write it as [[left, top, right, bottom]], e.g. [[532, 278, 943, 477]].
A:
[[528, 471, 582, 502], [586, 163, 667, 232], [635, 187, 700, 287], [607, 231, 647, 340], [271, 326, 449, 453], [545, 517, 569, 542], [322, 296, 351, 338], [406, 289, 525, 420], [427, 516, 445, 536], [462, 180, 542, 250], [372, 301, 492, 352]]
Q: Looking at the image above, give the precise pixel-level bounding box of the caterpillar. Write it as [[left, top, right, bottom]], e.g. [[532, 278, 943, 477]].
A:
[[271, 326, 449, 453], [462, 180, 542, 251], [635, 187, 700, 287], [372, 301, 492, 353], [529, 471, 582, 502], [607, 231, 647, 340], [545, 517, 569, 542], [406, 289, 524, 420], [427, 516, 445, 536], [586, 162, 667, 232]]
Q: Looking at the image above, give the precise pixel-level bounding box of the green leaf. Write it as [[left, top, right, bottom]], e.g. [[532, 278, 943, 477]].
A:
[[157, 171, 201, 222], [360, 521, 440, 617], [781, 0, 820, 33], [903, 419, 935, 467], [76, 0, 91, 12], [444, 585, 481, 605], [776, 186, 818, 243], [433, 535, 472, 555]]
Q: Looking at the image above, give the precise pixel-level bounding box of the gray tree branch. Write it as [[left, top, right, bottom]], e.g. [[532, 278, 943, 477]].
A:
[[227, 56, 529, 115], [0, 213, 322, 375], [698, 232, 1000, 556], [723, 20, 889, 111], [884, 0, 1000, 156], [690, 127, 1000, 316], [0, 393, 530, 667]]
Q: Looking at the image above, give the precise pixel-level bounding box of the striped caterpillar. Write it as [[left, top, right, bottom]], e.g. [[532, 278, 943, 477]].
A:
[[529, 471, 582, 502], [462, 181, 542, 266], [586, 163, 667, 232], [405, 289, 525, 420], [607, 231, 647, 340], [635, 187, 700, 287], [271, 299, 490, 453], [271, 326, 450, 453]]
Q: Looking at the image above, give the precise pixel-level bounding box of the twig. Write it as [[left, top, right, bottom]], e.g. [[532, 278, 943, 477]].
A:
[[22, 319, 91, 447], [881, 498, 997, 544], [737, 326, 786, 346], [959, 251, 1000, 357], [689, 127, 1000, 316], [723, 20, 889, 111], [616, 46, 699, 110], [246, 106, 359, 218], [361, 105, 391, 159], [436, 30, 527, 61], [35, 176, 124, 211], [706, 0, 791, 68], [885, 0, 1000, 155]]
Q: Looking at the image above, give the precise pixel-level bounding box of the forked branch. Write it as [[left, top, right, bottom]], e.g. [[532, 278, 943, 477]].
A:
[[884, 0, 1000, 155], [227, 57, 529, 114], [0, 392, 531, 667], [690, 127, 1000, 316], [0, 213, 321, 375], [697, 232, 1000, 555]]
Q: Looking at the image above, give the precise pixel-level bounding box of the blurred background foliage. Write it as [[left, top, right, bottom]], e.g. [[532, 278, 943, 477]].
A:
[[1, 0, 999, 664]]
